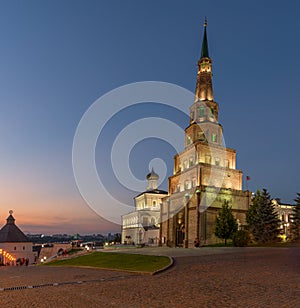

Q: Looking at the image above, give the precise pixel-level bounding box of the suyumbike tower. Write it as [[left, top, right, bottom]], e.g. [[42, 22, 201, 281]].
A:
[[160, 20, 251, 247]]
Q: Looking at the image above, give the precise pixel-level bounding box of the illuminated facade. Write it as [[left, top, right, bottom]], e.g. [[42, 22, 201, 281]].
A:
[[272, 199, 294, 239], [122, 169, 167, 246], [160, 21, 251, 247]]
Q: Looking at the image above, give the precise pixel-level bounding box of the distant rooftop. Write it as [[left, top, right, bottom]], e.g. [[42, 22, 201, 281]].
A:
[[135, 189, 168, 198], [0, 211, 31, 243]]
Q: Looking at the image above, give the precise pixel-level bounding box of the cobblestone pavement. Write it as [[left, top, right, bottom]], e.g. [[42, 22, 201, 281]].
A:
[[0, 247, 299, 307]]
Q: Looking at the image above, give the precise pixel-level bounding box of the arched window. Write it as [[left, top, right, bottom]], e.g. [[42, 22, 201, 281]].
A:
[[142, 216, 148, 226], [186, 136, 191, 145], [199, 107, 205, 117], [185, 180, 191, 190], [192, 178, 197, 187], [183, 160, 188, 170]]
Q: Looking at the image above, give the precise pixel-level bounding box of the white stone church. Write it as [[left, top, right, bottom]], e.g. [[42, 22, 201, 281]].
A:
[[121, 169, 167, 246]]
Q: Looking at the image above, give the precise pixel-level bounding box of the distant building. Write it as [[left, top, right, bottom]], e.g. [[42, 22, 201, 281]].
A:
[[0, 211, 37, 265], [272, 199, 294, 239], [122, 169, 167, 246]]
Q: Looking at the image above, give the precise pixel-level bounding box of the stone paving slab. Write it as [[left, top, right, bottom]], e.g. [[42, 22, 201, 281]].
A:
[[102, 246, 265, 257], [0, 247, 299, 307]]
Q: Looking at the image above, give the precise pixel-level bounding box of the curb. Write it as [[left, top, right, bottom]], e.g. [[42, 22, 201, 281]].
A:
[[152, 256, 174, 275]]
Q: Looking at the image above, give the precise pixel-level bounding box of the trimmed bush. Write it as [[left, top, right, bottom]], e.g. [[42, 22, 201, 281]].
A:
[[232, 230, 250, 247]]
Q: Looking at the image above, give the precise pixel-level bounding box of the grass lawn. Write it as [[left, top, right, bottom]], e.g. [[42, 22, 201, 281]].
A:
[[44, 252, 171, 273]]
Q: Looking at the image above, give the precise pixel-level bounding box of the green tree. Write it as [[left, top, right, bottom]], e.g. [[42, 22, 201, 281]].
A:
[[246, 189, 280, 244], [114, 233, 122, 243], [290, 193, 300, 241], [215, 201, 238, 245]]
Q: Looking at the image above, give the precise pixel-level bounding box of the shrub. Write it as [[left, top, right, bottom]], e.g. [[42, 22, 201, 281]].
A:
[[232, 230, 250, 247]]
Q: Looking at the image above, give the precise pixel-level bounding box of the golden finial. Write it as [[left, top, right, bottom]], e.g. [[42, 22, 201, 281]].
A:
[[204, 17, 207, 27], [9, 210, 13, 215]]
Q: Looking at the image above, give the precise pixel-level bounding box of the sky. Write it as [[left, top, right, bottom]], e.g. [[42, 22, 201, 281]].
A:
[[0, 0, 299, 235]]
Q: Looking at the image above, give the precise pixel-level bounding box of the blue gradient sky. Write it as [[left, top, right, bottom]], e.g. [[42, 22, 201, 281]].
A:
[[0, 1, 299, 234]]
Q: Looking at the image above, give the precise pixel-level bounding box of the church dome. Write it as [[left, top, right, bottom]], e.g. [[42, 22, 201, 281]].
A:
[[146, 168, 159, 180]]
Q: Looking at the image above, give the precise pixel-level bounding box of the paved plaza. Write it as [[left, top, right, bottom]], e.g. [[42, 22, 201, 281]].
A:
[[0, 247, 299, 307]]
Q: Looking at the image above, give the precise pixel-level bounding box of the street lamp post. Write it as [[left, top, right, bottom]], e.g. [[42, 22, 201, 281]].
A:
[[184, 194, 190, 248], [196, 189, 201, 246], [284, 222, 290, 240], [166, 199, 170, 246]]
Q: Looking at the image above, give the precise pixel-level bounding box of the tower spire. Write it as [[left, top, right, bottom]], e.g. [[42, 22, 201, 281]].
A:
[[195, 18, 214, 102], [200, 17, 209, 59]]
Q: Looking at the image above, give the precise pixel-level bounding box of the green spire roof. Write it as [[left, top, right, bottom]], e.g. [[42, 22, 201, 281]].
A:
[[200, 19, 209, 59]]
